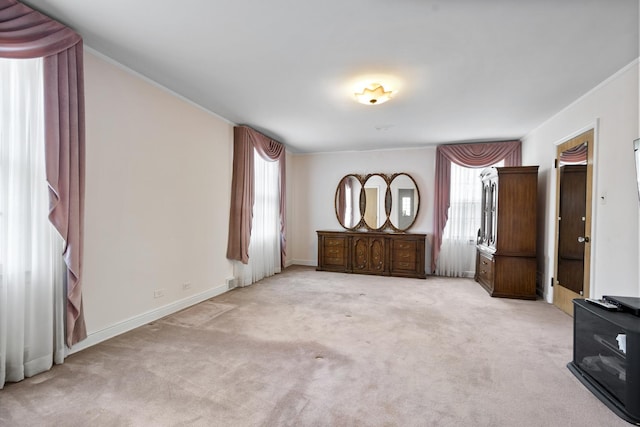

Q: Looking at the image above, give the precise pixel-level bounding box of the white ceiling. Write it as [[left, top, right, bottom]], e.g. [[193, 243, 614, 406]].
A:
[[22, 0, 639, 153]]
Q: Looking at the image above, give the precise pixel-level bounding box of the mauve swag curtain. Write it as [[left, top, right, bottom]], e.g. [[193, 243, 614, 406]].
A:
[[560, 144, 588, 163], [431, 141, 521, 273], [227, 126, 286, 268], [0, 0, 86, 346]]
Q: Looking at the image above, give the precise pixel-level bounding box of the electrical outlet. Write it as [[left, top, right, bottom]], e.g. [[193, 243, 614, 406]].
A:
[[182, 282, 191, 291], [153, 289, 164, 298]]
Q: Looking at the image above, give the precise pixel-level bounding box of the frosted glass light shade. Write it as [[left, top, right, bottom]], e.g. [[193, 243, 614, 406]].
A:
[[354, 83, 392, 105]]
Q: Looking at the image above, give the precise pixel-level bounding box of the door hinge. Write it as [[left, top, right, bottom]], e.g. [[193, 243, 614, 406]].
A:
[[550, 277, 554, 287]]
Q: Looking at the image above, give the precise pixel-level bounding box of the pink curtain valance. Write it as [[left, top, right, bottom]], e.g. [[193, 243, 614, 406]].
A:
[[560, 144, 587, 164], [431, 140, 521, 273], [1, 0, 86, 346], [436, 140, 521, 168], [254, 136, 285, 161], [227, 126, 287, 268], [0, 0, 81, 59]]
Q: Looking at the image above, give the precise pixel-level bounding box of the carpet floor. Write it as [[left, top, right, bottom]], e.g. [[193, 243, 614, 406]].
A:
[[0, 266, 628, 426]]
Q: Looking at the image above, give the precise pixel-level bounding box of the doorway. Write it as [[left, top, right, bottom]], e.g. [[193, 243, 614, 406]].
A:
[[397, 188, 415, 230], [364, 188, 378, 228], [553, 129, 594, 316]]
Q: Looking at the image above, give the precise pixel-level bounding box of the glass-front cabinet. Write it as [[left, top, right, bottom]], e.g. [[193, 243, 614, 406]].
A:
[[474, 166, 538, 299], [489, 182, 497, 246], [480, 181, 490, 245], [479, 176, 498, 248]]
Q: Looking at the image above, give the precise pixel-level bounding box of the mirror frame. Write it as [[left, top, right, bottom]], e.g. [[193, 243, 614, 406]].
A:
[[334, 172, 421, 232], [387, 172, 421, 232], [362, 173, 390, 231], [334, 174, 365, 230]]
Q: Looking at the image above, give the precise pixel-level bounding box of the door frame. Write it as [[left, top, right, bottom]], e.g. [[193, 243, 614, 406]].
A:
[[552, 123, 598, 316], [364, 187, 379, 228]]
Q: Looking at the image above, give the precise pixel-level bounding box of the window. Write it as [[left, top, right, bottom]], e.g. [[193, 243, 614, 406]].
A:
[[402, 196, 411, 216], [1, 57, 65, 388], [436, 161, 503, 277], [233, 149, 281, 286]]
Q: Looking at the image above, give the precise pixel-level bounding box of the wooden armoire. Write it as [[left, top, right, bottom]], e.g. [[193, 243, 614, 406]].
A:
[[475, 166, 538, 299]]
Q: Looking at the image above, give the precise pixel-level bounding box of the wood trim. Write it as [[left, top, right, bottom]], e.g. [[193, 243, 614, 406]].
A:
[[553, 284, 579, 317], [553, 129, 594, 316]]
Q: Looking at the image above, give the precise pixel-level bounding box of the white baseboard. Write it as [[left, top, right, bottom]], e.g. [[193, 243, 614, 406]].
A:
[[67, 283, 229, 356], [289, 259, 317, 267]]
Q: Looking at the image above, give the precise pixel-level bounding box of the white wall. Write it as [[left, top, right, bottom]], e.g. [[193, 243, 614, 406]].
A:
[[289, 148, 436, 266], [522, 60, 640, 301], [75, 50, 639, 355], [290, 61, 640, 300], [285, 150, 295, 266], [75, 50, 235, 351]]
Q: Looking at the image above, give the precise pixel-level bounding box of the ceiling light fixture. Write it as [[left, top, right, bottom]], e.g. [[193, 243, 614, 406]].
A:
[[354, 83, 393, 105]]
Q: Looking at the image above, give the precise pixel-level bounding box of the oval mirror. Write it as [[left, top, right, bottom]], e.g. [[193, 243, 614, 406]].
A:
[[363, 174, 389, 230], [388, 173, 420, 231], [335, 174, 363, 229]]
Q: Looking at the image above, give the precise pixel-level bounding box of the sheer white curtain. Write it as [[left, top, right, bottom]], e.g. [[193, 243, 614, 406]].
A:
[[0, 58, 66, 389], [436, 161, 503, 277], [234, 149, 281, 286], [344, 182, 354, 228], [436, 163, 482, 277]]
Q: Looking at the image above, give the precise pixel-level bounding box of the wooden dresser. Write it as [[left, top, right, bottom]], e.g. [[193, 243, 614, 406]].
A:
[[317, 230, 426, 279], [475, 166, 538, 299]]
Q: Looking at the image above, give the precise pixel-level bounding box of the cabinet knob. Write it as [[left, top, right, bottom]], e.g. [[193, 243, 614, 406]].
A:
[[577, 236, 590, 243]]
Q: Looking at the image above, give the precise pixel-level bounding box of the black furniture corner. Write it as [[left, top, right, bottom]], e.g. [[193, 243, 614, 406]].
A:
[[568, 299, 640, 425]]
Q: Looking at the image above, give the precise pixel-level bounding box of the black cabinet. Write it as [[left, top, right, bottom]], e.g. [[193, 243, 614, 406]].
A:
[[568, 299, 640, 424]]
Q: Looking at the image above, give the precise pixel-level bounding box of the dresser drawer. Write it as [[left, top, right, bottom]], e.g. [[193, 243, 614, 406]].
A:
[[392, 260, 417, 272], [325, 237, 344, 247], [395, 240, 417, 251], [323, 239, 345, 266], [392, 240, 417, 259], [392, 248, 416, 270], [477, 253, 494, 286], [393, 248, 416, 263], [390, 238, 422, 275], [324, 256, 345, 266], [317, 234, 348, 270], [324, 245, 344, 258]]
